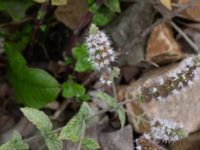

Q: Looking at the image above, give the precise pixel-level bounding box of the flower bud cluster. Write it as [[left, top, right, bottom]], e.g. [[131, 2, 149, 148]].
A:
[[147, 118, 188, 143], [136, 56, 200, 102], [86, 24, 116, 71], [86, 24, 119, 86]]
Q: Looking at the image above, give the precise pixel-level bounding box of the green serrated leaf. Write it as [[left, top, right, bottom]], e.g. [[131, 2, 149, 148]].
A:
[[0, 0, 33, 22], [0, 131, 29, 150], [44, 132, 63, 150], [72, 44, 93, 72], [92, 6, 115, 26], [21, 107, 52, 131], [59, 113, 83, 141], [97, 92, 117, 108], [97, 92, 125, 128], [116, 107, 125, 128], [21, 107, 63, 150], [5, 49, 60, 108], [82, 138, 100, 150], [51, 0, 67, 6], [105, 0, 121, 13], [59, 102, 91, 141]]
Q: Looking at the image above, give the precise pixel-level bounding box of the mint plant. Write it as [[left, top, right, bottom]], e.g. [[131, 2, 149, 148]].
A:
[[0, 132, 29, 150], [0, 103, 99, 150], [5, 48, 60, 108], [62, 80, 90, 101]]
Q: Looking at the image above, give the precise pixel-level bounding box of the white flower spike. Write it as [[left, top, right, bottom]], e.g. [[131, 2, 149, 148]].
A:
[[148, 118, 188, 143], [86, 24, 116, 71]]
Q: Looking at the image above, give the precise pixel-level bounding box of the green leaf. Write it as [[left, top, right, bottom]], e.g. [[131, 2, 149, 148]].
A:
[[21, 107, 52, 131], [97, 92, 126, 128], [105, 0, 121, 12], [0, 132, 29, 150], [82, 138, 100, 150], [92, 7, 115, 26], [59, 102, 91, 141], [44, 132, 63, 150], [51, 0, 67, 6], [62, 81, 90, 102], [6, 49, 60, 108], [72, 44, 93, 72], [97, 92, 117, 108], [116, 107, 126, 128], [59, 114, 83, 141], [21, 107, 63, 150], [0, 0, 33, 22]]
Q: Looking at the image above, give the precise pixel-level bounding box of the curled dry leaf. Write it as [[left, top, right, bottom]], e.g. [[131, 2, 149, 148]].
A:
[[146, 23, 183, 65]]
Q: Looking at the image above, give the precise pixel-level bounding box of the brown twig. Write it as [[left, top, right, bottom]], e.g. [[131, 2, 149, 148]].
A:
[[129, 0, 197, 47], [52, 100, 70, 120], [170, 21, 199, 53], [154, 2, 199, 53]]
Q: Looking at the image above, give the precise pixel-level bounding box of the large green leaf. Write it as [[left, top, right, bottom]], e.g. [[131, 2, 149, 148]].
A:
[[0, 0, 33, 22], [59, 114, 83, 142], [21, 107, 63, 150], [59, 102, 90, 141], [0, 132, 29, 150], [6, 49, 60, 108], [21, 107, 52, 131]]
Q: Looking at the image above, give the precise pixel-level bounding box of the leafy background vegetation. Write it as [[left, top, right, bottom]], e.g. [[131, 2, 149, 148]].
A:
[[0, 0, 123, 149]]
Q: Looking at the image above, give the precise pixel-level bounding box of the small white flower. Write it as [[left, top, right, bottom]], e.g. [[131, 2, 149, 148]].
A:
[[104, 59, 110, 65], [151, 87, 157, 94], [102, 52, 107, 58], [108, 49, 113, 55], [89, 48, 96, 54], [95, 54, 101, 60]]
